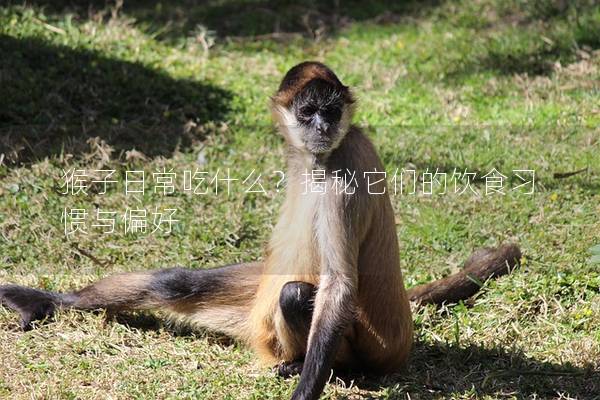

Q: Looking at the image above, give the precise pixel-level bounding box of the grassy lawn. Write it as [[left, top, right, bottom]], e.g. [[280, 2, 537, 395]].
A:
[[1, 0, 599, 398]]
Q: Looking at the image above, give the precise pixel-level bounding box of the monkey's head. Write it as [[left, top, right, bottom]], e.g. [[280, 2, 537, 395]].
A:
[[271, 62, 355, 155]]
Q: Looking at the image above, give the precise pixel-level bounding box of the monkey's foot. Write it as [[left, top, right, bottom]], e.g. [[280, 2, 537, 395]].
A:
[[276, 360, 304, 378], [0, 285, 58, 331]]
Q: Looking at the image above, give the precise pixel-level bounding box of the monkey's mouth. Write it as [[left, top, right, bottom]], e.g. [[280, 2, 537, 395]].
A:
[[305, 136, 333, 153]]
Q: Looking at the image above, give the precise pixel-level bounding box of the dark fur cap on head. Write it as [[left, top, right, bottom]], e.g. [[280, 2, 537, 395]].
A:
[[273, 61, 355, 108]]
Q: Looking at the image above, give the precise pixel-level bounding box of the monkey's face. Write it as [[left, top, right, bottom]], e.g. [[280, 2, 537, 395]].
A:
[[289, 79, 349, 154], [272, 62, 355, 155]]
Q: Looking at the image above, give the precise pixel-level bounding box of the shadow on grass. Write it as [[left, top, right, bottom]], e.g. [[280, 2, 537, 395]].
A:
[[478, 24, 600, 77], [113, 311, 237, 345], [341, 340, 599, 399], [444, 3, 600, 79], [107, 312, 599, 398], [0, 34, 232, 164], [15, 0, 442, 41]]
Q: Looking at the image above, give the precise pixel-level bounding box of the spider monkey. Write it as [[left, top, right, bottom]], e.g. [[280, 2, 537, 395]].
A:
[[0, 62, 521, 400]]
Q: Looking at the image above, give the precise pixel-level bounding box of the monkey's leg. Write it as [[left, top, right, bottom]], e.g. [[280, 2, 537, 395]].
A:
[[0, 262, 262, 338], [274, 281, 359, 378], [275, 281, 316, 377]]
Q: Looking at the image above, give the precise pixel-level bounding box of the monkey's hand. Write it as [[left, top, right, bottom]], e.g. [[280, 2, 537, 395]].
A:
[[0, 285, 59, 331], [277, 360, 304, 378]]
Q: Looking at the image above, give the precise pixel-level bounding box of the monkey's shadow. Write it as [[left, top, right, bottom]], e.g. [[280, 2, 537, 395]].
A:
[[114, 312, 599, 398], [0, 34, 232, 165], [339, 341, 599, 399]]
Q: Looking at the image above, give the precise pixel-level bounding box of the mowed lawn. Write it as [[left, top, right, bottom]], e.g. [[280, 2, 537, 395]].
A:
[[0, 0, 599, 398]]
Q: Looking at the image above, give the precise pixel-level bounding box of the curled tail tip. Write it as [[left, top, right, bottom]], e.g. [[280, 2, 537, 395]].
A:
[[463, 242, 522, 275], [407, 242, 523, 306], [499, 242, 522, 271], [490, 242, 522, 262]]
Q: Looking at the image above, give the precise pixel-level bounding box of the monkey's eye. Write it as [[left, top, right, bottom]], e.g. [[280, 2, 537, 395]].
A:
[[322, 106, 342, 122], [299, 106, 317, 119]]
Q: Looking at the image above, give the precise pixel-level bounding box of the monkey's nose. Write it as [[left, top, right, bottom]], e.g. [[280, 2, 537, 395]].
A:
[[316, 122, 330, 135]]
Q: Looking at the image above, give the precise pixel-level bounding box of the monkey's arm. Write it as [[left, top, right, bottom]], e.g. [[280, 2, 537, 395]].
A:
[[291, 272, 355, 400], [291, 207, 359, 400], [407, 243, 521, 305]]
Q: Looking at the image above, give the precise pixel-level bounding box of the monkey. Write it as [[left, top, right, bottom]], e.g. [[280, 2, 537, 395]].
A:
[[0, 61, 521, 400]]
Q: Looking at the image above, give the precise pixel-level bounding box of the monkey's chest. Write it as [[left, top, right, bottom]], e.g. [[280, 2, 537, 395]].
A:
[[266, 196, 324, 277], [266, 224, 321, 277]]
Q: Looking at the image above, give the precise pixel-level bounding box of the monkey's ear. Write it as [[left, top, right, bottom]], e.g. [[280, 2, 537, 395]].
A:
[[343, 86, 356, 105], [270, 101, 292, 129], [270, 93, 289, 110]]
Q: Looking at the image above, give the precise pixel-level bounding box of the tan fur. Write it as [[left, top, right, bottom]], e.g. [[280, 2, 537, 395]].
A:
[[248, 63, 413, 371], [249, 180, 322, 362], [174, 263, 264, 341], [73, 272, 154, 309], [73, 264, 265, 343], [77, 64, 413, 374]]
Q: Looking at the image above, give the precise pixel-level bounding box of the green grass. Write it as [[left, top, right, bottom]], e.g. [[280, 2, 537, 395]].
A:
[[1, 0, 599, 398]]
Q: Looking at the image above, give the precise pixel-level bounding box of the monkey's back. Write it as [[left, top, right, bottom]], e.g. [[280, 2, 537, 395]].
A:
[[340, 127, 414, 372]]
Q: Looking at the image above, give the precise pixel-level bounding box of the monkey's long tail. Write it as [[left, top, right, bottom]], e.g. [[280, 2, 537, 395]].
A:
[[0, 262, 263, 337], [406, 243, 522, 306]]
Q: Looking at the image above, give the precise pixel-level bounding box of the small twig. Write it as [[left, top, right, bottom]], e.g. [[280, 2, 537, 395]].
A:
[[32, 17, 66, 35], [70, 243, 108, 268], [228, 32, 304, 43], [553, 167, 588, 179]]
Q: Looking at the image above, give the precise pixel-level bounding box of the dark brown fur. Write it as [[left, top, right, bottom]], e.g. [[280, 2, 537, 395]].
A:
[[273, 61, 355, 108]]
